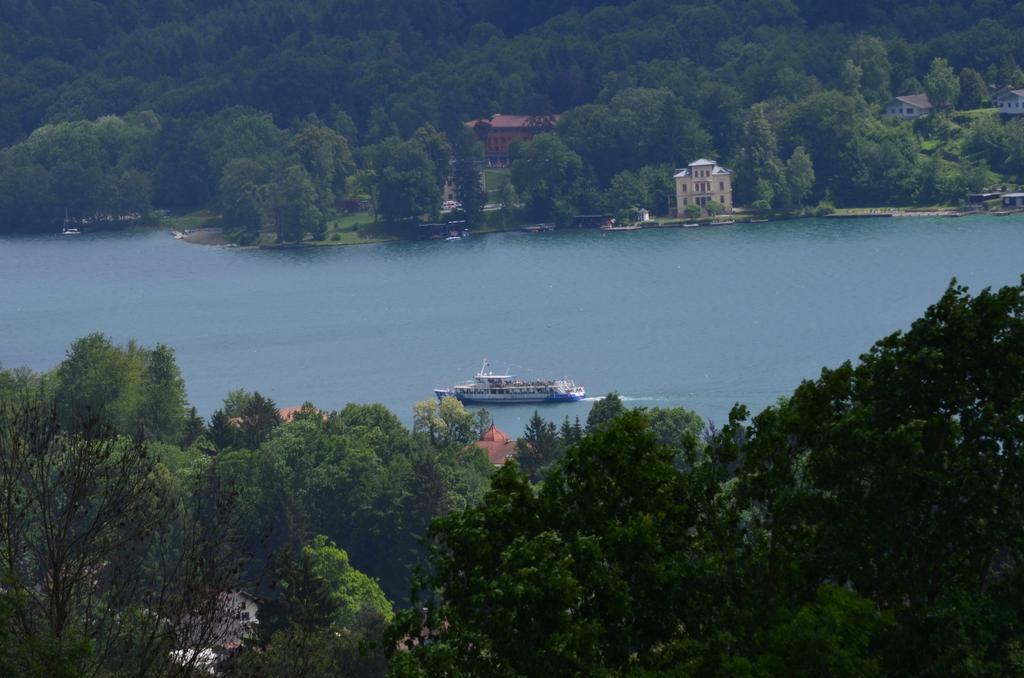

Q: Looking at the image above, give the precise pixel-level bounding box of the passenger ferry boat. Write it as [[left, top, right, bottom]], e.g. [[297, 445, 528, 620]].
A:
[[435, 360, 585, 404]]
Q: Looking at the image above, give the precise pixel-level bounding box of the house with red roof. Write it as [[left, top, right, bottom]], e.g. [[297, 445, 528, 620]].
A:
[[472, 424, 518, 466], [466, 114, 561, 167]]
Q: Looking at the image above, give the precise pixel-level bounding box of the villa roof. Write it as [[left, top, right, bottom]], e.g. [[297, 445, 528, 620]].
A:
[[466, 114, 561, 130], [279, 405, 328, 422], [994, 88, 1024, 99], [674, 164, 732, 178], [473, 424, 517, 466], [480, 424, 510, 443], [688, 158, 717, 166], [891, 93, 932, 109]]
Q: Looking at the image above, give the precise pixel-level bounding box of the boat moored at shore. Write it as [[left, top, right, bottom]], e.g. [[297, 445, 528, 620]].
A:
[[435, 360, 585, 404]]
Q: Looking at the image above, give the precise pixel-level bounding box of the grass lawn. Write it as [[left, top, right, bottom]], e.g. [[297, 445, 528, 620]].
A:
[[315, 211, 395, 245], [953, 107, 999, 123], [484, 169, 509, 203], [162, 210, 221, 230]]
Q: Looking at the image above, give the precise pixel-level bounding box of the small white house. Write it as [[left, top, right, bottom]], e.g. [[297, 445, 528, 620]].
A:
[[1003, 193, 1024, 208], [882, 94, 933, 119], [994, 89, 1024, 116]]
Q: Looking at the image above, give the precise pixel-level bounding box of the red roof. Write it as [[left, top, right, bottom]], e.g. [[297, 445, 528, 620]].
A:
[[473, 424, 517, 466], [480, 424, 510, 442], [466, 114, 561, 131], [279, 405, 328, 422]]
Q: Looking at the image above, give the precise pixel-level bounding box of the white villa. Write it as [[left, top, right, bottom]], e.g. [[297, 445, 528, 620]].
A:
[[674, 159, 732, 216], [883, 94, 933, 119], [994, 88, 1024, 116]]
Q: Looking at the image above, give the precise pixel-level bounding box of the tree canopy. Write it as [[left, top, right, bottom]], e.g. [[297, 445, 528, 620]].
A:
[[2, 0, 1024, 233]]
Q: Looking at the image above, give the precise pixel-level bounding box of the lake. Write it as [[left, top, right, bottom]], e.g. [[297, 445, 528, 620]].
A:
[[2, 215, 1023, 435]]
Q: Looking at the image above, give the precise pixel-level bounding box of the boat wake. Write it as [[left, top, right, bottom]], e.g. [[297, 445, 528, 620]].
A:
[[582, 395, 669, 403]]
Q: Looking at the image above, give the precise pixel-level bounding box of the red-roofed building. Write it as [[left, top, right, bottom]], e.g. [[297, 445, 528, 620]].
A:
[[473, 424, 518, 466], [466, 114, 561, 167], [278, 405, 328, 422]]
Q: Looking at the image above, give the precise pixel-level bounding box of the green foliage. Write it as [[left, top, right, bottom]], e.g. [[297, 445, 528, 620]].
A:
[[55, 333, 188, 443], [269, 164, 322, 242], [304, 535, 393, 629], [924, 57, 960, 111], [511, 133, 589, 223], [287, 120, 355, 217], [370, 135, 442, 224], [1, 1, 1022, 230], [0, 400, 243, 675], [585, 391, 625, 433], [212, 400, 492, 604], [450, 127, 486, 225], [958, 68, 989, 109], [412, 396, 483, 449], [514, 410, 564, 481], [395, 277, 1024, 675]]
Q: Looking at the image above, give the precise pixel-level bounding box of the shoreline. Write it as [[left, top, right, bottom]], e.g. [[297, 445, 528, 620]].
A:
[[174, 207, 1023, 250]]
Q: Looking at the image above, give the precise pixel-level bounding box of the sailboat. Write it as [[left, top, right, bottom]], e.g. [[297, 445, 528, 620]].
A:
[[60, 209, 80, 235]]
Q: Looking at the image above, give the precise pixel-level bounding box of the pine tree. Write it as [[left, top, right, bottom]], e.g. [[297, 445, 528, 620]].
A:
[[516, 411, 563, 481]]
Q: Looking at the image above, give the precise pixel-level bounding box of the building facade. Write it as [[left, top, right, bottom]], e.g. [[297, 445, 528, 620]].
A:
[[674, 159, 733, 216], [994, 89, 1024, 116], [466, 114, 560, 167], [882, 94, 933, 119], [1003, 193, 1024, 208]]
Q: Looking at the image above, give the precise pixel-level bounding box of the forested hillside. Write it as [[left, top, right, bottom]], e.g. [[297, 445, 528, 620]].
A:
[[1, 0, 1023, 234]]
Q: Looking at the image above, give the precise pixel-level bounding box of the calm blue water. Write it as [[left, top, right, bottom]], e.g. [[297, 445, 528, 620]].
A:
[[2, 216, 1023, 434]]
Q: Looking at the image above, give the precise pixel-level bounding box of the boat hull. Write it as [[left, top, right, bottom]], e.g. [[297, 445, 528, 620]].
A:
[[434, 389, 585, 404]]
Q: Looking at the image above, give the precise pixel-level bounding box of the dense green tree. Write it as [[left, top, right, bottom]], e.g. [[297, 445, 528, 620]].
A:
[[735, 104, 784, 206], [412, 396, 480, 448], [510, 132, 587, 222], [287, 120, 354, 217], [846, 35, 891, 103], [781, 146, 816, 209], [218, 158, 267, 235], [603, 169, 649, 216], [559, 415, 584, 448], [923, 57, 960, 110], [207, 409, 237, 453], [840, 60, 863, 96], [54, 333, 190, 442], [259, 544, 341, 640], [839, 118, 920, 205], [305, 535, 393, 629], [266, 164, 322, 242], [394, 412, 706, 674], [723, 277, 1024, 674], [515, 410, 563, 481], [235, 391, 282, 449], [643, 406, 704, 455], [449, 127, 486, 225], [585, 391, 625, 433], [370, 136, 440, 224], [958, 67, 989, 109]]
